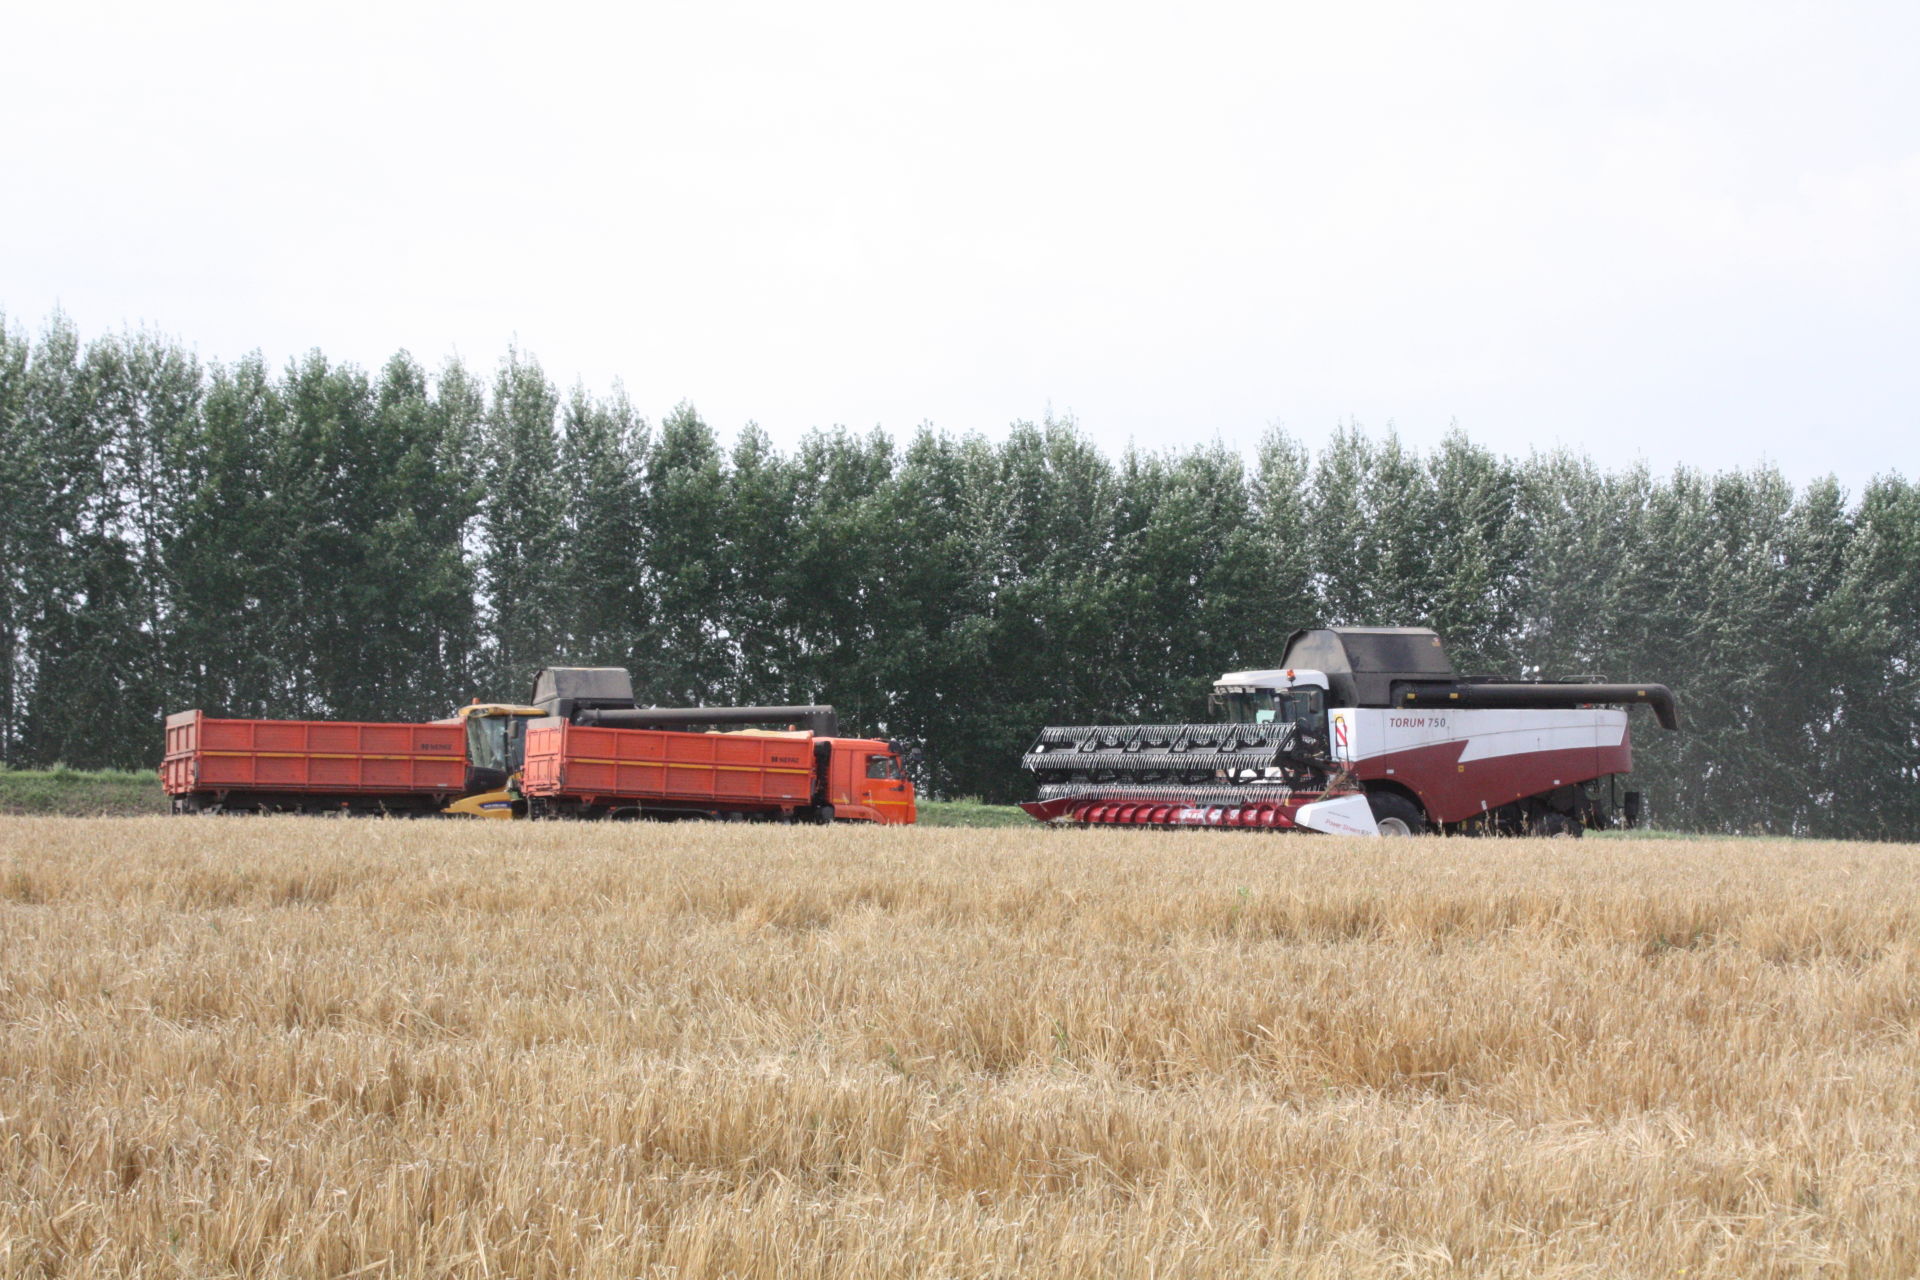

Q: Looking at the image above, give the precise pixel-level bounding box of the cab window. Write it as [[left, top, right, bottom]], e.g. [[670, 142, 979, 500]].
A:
[[865, 754, 902, 780], [1279, 688, 1326, 732], [466, 714, 529, 774], [1211, 689, 1274, 724]]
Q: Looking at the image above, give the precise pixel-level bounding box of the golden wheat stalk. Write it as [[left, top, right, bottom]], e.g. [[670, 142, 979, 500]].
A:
[[2, 817, 1915, 1278]]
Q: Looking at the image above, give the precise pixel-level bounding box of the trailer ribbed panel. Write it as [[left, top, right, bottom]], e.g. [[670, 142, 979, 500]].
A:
[[521, 719, 815, 809], [159, 710, 466, 797]]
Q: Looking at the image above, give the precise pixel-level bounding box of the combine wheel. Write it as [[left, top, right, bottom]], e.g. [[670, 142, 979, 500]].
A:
[[1533, 811, 1583, 839], [1366, 791, 1427, 836]]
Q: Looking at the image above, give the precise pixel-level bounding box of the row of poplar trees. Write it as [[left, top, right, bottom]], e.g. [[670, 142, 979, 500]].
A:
[[3, 314, 1917, 838]]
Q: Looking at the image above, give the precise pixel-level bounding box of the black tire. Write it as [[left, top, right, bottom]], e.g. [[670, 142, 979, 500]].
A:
[[1534, 810, 1584, 839], [1367, 790, 1427, 836]]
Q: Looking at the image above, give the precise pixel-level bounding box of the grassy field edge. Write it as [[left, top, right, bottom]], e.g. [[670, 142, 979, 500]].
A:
[[0, 766, 169, 816]]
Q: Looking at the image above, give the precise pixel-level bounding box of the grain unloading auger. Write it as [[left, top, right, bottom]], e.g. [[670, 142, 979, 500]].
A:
[[1020, 627, 1678, 837]]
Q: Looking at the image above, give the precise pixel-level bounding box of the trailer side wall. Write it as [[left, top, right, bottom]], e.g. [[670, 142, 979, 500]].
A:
[[160, 710, 467, 799], [520, 719, 816, 811]]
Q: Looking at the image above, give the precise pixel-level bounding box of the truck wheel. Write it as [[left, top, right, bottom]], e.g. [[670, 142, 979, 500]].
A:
[[1367, 791, 1427, 836]]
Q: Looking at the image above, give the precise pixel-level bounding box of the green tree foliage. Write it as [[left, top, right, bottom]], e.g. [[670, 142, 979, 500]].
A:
[[947, 419, 1119, 798], [366, 354, 484, 716], [477, 350, 564, 700], [639, 404, 730, 704], [554, 385, 649, 674], [5, 312, 1917, 836], [1422, 432, 1524, 671], [169, 353, 287, 716], [0, 315, 38, 761], [866, 429, 990, 797], [1826, 477, 1920, 838], [719, 423, 800, 703], [1104, 443, 1267, 720], [781, 427, 895, 720], [12, 318, 190, 767]]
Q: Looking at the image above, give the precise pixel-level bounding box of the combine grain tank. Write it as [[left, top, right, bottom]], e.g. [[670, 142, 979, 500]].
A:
[[1021, 627, 1677, 837]]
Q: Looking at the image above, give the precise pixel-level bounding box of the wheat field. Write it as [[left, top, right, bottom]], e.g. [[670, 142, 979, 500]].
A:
[[1, 817, 1916, 1279]]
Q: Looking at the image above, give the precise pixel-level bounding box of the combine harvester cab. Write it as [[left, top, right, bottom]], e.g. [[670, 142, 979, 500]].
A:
[[1021, 627, 1676, 837], [437, 701, 548, 818]]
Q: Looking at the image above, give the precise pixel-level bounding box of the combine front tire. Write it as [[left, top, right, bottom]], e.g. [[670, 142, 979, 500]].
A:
[[1366, 791, 1427, 836]]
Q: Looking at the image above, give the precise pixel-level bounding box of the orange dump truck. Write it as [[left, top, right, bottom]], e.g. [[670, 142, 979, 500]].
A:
[[161, 710, 469, 814], [159, 666, 918, 824], [520, 718, 915, 824]]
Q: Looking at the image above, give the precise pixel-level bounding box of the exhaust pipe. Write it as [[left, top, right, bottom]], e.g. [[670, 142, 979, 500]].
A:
[[1398, 682, 1679, 730]]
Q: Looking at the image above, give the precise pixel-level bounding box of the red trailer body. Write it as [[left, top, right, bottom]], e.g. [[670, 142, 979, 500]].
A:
[[520, 718, 914, 823], [160, 710, 467, 812]]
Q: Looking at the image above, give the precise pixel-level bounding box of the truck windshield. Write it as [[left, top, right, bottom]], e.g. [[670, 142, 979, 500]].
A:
[[1212, 688, 1325, 728], [466, 714, 529, 774]]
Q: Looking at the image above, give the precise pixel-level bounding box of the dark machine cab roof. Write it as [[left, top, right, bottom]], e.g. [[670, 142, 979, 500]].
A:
[[1278, 627, 1456, 707]]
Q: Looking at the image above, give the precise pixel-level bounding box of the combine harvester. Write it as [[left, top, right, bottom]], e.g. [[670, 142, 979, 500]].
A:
[[161, 667, 914, 824], [1020, 627, 1676, 837]]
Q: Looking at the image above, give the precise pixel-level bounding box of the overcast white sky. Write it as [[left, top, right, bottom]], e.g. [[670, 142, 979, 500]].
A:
[[5, 1, 1916, 490]]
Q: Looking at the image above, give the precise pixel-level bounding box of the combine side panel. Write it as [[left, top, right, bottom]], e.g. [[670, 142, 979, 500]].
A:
[[1342, 706, 1633, 824]]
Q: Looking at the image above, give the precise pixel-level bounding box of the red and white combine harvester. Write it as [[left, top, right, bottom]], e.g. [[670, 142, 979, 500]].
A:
[[1019, 627, 1677, 837]]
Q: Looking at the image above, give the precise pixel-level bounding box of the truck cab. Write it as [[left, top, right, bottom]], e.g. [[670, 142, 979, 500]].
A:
[[816, 738, 917, 824]]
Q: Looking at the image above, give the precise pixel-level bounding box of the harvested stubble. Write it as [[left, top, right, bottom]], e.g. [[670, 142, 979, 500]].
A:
[[1, 818, 1917, 1279]]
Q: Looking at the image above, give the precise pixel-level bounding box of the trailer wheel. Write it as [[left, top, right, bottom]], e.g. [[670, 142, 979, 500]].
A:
[[1367, 791, 1427, 836]]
